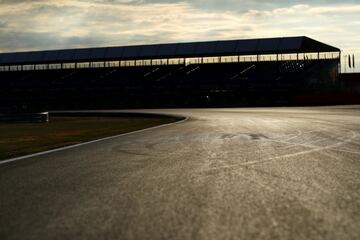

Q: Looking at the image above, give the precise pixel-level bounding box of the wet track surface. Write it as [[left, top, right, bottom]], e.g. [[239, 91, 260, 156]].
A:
[[1, 106, 360, 240]]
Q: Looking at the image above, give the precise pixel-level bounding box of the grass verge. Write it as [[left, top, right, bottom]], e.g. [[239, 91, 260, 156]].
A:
[[0, 115, 177, 161]]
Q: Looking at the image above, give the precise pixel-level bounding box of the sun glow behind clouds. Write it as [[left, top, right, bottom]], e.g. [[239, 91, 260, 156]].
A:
[[0, 0, 359, 71]]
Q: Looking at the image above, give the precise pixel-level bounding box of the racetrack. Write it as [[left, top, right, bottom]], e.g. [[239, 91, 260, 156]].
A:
[[1, 106, 360, 240]]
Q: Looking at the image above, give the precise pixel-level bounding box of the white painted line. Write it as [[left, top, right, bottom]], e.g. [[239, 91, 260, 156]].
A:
[[0, 116, 189, 165]]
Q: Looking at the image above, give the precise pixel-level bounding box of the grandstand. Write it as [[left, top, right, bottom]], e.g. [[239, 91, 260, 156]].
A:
[[0, 36, 340, 112]]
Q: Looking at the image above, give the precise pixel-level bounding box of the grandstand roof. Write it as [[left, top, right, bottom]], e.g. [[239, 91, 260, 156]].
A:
[[0, 36, 340, 65]]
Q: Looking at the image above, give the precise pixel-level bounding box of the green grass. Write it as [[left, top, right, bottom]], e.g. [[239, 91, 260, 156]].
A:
[[0, 116, 176, 161]]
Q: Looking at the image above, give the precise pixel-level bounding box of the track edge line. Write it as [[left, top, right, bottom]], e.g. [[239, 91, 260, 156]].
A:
[[0, 114, 189, 165]]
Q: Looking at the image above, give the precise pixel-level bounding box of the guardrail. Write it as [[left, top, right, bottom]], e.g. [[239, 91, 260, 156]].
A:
[[0, 112, 49, 123]]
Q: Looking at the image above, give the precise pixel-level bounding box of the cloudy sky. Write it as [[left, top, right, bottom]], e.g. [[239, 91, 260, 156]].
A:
[[0, 0, 359, 72]]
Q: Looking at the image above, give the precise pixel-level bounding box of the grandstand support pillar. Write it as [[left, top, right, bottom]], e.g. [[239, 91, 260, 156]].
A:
[[317, 52, 320, 60], [297, 53, 299, 61], [61, 63, 64, 69], [276, 54, 279, 61]]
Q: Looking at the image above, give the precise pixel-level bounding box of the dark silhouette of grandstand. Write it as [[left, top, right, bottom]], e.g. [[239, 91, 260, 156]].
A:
[[0, 36, 340, 112]]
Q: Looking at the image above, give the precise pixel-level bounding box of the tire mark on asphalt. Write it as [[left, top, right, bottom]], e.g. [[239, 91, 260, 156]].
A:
[[241, 130, 359, 166]]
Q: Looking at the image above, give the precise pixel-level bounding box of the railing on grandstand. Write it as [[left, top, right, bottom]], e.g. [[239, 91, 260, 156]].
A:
[[0, 52, 340, 72]]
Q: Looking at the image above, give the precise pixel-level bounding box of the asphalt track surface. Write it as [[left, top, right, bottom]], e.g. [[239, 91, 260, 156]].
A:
[[1, 106, 360, 240]]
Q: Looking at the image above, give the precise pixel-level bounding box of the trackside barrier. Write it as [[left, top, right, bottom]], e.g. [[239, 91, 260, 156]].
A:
[[0, 112, 49, 123]]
